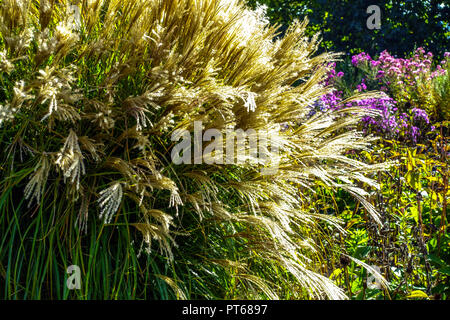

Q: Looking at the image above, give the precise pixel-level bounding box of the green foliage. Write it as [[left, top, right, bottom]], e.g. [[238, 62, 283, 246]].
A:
[[247, 0, 450, 58]]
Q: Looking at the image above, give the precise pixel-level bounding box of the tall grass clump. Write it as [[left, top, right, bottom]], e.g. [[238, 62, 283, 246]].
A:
[[0, 0, 388, 299]]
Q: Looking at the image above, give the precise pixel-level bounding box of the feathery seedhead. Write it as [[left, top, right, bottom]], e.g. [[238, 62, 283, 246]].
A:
[[98, 182, 123, 224], [24, 155, 50, 206], [55, 130, 86, 190], [0, 104, 17, 126], [0, 49, 14, 73]]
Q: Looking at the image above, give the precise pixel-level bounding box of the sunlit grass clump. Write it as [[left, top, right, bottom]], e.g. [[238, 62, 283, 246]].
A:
[[0, 0, 386, 299]]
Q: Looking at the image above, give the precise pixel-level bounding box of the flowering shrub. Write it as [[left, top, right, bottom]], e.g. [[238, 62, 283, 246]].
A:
[[319, 48, 449, 144]]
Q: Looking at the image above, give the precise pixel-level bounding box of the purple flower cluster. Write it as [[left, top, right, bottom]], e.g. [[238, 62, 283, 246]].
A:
[[352, 52, 372, 66], [356, 78, 368, 92], [317, 48, 448, 143], [376, 48, 447, 82], [320, 91, 343, 110], [355, 97, 400, 135], [358, 48, 449, 84], [411, 108, 430, 124], [323, 62, 344, 86]]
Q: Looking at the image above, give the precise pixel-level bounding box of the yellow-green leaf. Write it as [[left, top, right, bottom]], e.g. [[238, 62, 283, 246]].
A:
[[407, 290, 429, 299]]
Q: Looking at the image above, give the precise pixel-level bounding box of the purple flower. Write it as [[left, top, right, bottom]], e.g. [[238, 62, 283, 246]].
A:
[[411, 126, 420, 143], [411, 108, 430, 124], [376, 70, 385, 79], [352, 52, 372, 66]]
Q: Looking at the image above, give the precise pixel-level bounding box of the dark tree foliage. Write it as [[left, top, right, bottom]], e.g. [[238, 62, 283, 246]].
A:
[[247, 0, 450, 57]]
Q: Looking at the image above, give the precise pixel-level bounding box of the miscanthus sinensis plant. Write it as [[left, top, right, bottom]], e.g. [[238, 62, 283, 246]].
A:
[[0, 0, 389, 299]]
